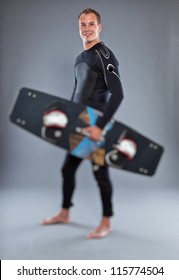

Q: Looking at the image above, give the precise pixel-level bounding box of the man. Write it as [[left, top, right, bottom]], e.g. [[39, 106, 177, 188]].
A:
[[42, 8, 124, 239]]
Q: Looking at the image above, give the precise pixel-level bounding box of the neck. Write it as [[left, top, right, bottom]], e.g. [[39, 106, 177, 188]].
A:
[[83, 39, 101, 50]]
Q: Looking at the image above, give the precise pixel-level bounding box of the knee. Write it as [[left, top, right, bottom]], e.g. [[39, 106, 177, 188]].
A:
[[93, 166, 112, 190], [61, 164, 70, 179], [61, 163, 76, 179]]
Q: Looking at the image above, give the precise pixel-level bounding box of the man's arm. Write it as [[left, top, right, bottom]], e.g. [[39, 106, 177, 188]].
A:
[[95, 47, 124, 129], [84, 47, 124, 141]]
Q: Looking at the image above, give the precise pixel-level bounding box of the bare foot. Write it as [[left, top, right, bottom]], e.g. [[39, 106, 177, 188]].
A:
[[42, 209, 70, 225], [87, 217, 112, 239], [87, 226, 112, 239]]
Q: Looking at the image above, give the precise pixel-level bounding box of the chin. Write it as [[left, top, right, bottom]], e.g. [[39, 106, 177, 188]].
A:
[[82, 40, 90, 45]]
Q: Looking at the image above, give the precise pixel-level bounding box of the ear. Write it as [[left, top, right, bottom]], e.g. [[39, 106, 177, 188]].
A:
[[98, 23, 102, 33]]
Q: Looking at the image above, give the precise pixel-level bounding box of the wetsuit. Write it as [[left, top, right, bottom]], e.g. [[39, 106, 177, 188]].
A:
[[61, 42, 124, 217]]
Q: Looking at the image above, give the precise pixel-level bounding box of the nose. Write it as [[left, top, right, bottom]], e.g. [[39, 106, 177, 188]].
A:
[[84, 25, 90, 32]]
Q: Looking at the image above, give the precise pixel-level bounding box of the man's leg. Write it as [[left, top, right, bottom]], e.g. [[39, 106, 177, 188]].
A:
[[42, 154, 82, 224], [88, 164, 113, 238]]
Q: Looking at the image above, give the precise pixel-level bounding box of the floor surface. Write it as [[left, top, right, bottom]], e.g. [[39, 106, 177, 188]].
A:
[[1, 181, 179, 260]]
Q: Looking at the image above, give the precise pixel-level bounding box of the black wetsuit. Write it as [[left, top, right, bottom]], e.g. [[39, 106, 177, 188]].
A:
[[61, 42, 124, 217]]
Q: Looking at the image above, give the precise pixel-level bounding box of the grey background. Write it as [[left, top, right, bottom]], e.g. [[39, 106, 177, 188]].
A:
[[0, 0, 179, 259]]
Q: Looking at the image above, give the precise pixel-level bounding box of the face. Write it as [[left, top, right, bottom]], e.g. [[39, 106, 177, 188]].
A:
[[79, 13, 102, 46]]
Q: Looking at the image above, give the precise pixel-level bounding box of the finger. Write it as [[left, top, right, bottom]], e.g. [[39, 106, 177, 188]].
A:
[[76, 127, 91, 137]]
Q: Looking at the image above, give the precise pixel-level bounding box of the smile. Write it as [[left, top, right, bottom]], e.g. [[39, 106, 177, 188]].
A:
[[83, 32, 93, 36]]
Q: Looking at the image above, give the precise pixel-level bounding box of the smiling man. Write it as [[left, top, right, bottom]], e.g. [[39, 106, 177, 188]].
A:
[[43, 8, 124, 239], [79, 11, 102, 48]]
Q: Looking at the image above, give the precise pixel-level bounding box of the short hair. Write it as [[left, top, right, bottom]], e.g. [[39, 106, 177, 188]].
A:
[[78, 8, 101, 24]]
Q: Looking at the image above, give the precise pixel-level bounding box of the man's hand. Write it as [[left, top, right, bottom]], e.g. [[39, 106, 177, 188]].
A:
[[82, 126, 102, 141]]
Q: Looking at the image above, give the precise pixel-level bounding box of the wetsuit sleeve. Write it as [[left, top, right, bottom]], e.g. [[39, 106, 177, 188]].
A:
[[71, 62, 77, 101], [95, 48, 124, 129]]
